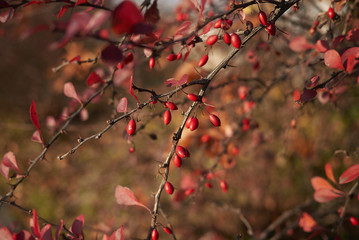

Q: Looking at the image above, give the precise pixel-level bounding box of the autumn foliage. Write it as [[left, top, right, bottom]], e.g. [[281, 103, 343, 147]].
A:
[[1, 0, 359, 239]]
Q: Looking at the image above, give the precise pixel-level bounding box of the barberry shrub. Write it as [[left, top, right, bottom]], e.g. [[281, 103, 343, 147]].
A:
[[1, 0, 359, 239]]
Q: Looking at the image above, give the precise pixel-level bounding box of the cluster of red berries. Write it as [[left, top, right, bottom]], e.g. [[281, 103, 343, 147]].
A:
[[258, 11, 276, 36]]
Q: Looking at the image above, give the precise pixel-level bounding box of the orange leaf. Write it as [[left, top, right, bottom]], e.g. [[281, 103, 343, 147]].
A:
[[314, 188, 343, 203], [311, 176, 336, 191], [299, 212, 317, 232], [325, 163, 337, 184]]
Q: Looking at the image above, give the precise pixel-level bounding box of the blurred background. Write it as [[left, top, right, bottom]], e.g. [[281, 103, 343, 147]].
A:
[[1, 0, 359, 239]]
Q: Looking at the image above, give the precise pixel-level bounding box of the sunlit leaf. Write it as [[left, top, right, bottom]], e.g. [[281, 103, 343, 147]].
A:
[[115, 185, 151, 213], [64, 82, 82, 104], [324, 163, 337, 184], [324, 50, 344, 70], [30, 209, 40, 238], [299, 212, 317, 232], [116, 97, 128, 113], [2, 151, 22, 174]]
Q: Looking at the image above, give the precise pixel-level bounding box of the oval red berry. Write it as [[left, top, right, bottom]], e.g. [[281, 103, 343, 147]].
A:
[[198, 54, 208, 67], [149, 57, 155, 69], [209, 114, 221, 127], [327, 7, 335, 19], [186, 116, 193, 129], [163, 110, 171, 125], [189, 117, 199, 131], [258, 11, 268, 26], [214, 19, 222, 28], [173, 154, 182, 167], [126, 119, 136, 135], [165, 182, 174, 195], [163, 227, 173, 234], [220, 180, 228, 193], [167, 102, 177, 110], [231, 33, 241, 49], [167, 53, 176, 61], [176, 53, 182, 60], [223, 32, 231, 45], [151, 229, 159, 240], [266, 22, 276, 36], [176, 145, 187, 158], [206, 35, 218, 46], [187, 93, 200, 102]]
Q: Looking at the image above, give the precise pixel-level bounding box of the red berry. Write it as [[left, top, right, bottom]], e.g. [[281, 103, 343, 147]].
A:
[[313, 20, 319, 26], [231, 146, 239, 156], [117, 62, 124, 69], [258, 11, 268, 26], [327, 7, 335, 19], [205, 182, 213, 188], [124, 52, 134, 64], [224, 19, 233, 27], [350, 217, 359, 226], [189, 117, 199, 131], [187, 93, 200, 102], [173, 154, 182, 167], [198, 54, 208, 67], [238, 86, 248, 100], [214, 19, 222, 28], [151, 229, 159, 240], [129, 147, 135, 153], [185, 188, 195, 196], [209, 114, 221, 127], [166, 102, 177, 110], [163, 227, 172, 234], [167, 53, 176, 61], [223, 32, 231, 45], [231, 33, 241, 49], [176, 53, 182, 60], [176, 145, 187, 158], [163, 110, 171, 125], [220, 180, 228, 193], [201, 134, 211, 143], [206, 35, 218, 46], [149, 57, 155, 69], [266, 22, 276, 36], [126, 119, 136, 135], [186, 116, 193, 129], [165, 182, 174, 195]]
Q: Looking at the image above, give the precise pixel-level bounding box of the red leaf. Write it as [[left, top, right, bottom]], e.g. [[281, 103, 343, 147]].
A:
[[30, 209, 40, 238], [299, 212, 318, 232], [174, 21, 192, 37], [314, 188, 343, 203], [129, 76, 140, 103], [345, 54, 355, 74], [300, 89, 317, 102], [0, 227, 13, 240], [50, 12, 91, 49], [2, 151, 22, 174], [339, 164, 359, 184], [54, 219, 63, 240], [0, 163, 10, 182], [289, 36, 314, 52], [144, 0, 159, 24], [115, 185, 151, 213], [341, 47, 359, 74], [101, 44, 123, 67], [64, 82, 82, 104], [110, 226, 124, 240], [75, 0, 87, 6], [346, 28, 359, 42], [57, 5, 72, 19], [164, 74, 188, 87], [332, 35, 345, 49], [84, 10, 111, 34], [112, 0, 149, 35], [71, 215, 85, 239], [200, 22, 213, 35], [30, 100, 44, 144], [87, 72, 105, 86], [116, 97, 128, 113], [40, 224, 52, 240], [315, 40, 329, 53], [324, 50, 344, 70], [31, 130, 43, 144], [325, 163, 337, 184]]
